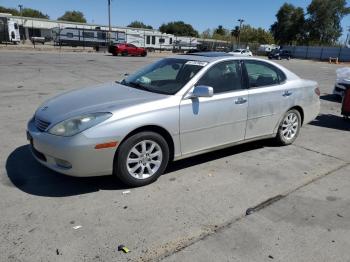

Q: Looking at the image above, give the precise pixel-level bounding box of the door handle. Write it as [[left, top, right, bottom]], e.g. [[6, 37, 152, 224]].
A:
[[235, 97, 247, 104], [283, 90, 292, 97]]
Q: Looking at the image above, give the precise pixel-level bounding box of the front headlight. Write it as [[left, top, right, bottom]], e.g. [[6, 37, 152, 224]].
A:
[[48, 112, 112, 137]]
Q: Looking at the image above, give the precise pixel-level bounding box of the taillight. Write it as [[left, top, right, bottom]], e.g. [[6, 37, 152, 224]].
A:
[[314, 87, 320, 96]]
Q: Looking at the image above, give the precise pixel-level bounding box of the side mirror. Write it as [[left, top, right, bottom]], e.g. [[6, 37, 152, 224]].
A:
[[190, 85, 214, 98]]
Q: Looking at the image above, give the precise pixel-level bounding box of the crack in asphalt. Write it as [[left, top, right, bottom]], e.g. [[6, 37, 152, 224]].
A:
[[292, 144, 349, 164], [139, 161, 350, 262]]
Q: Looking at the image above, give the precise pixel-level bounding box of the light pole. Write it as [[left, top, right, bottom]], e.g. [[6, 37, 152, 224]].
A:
[[237, 18, 244, 48], [18, 4, 24, 43], [108, 0, 112, 44]]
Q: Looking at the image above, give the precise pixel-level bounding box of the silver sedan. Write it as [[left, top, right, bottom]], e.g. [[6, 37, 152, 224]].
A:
[[27, 52, 320, 186]]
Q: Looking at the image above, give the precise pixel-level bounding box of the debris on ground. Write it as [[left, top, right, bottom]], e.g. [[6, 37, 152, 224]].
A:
[[122, 190, 131, 195], [72, 225, 82, 229], [118, 244, 130, 253], [268, 255, 274, 259]]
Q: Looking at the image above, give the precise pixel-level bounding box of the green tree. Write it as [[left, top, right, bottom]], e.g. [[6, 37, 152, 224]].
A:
[[214, 25, 226, 36], [21, 8, 49, 19], [240, 25, 274, 44], [159, 21, 198, 37], [127, 21, 153, 29], [306, 0, 350, 45], [0, 6, 49, 18], [0, 6, 20, 16], [231, 26, 240, 41], [270, 3, 305, 45], [58, 11, 86, 23]]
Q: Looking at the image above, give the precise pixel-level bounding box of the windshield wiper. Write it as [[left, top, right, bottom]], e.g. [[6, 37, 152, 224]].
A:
[[122, 80, 155, 92]]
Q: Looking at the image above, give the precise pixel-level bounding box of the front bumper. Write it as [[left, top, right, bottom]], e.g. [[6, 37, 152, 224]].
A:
[[333, 84, 346, 97], [27, 118, 119, 177]]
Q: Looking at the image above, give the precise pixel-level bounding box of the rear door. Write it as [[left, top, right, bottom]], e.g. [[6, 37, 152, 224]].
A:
[[180, 60, 248, 155], [243, 60, 293, 139]]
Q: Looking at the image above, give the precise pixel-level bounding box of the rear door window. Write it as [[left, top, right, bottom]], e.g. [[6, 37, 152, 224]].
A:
[[244, 60, 285, 88]]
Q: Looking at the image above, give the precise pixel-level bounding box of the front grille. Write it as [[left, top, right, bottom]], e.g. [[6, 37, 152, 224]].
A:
[[34, 117, 50, 132]]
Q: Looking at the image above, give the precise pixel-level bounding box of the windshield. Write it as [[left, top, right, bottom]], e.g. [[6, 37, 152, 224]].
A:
[[121, 58, 206, 95]]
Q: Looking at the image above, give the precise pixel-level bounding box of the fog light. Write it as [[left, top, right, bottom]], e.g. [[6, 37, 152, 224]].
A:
[[55, 158, 72, 169]]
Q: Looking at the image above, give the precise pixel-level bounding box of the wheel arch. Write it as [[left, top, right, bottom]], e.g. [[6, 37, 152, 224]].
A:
[[115, 125, 175, 161], [289, 105, 304, 125], [274, 105, 305, 134]]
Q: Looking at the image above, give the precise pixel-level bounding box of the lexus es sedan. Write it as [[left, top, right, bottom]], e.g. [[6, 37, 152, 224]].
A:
[[27, 52, 320, 187]]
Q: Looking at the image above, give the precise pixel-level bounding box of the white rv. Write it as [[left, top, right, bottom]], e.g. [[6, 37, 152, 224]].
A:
[[0, 16, 20, 44]]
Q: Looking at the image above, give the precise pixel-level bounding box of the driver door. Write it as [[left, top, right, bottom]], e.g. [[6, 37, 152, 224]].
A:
[[179, 60, 248, 155]]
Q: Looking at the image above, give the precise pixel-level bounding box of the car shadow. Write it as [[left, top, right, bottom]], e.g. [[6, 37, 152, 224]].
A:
[[6, 140, 272, 197], [320, 94, 342, 103], [309, 114, 350, 131], [5, 145, 128, 197]]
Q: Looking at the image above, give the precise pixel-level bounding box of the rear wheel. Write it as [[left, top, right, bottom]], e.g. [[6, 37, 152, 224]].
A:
[[275, 109, 301, 145], [114, 131, 169, 187], [141, 52, 147, 57]]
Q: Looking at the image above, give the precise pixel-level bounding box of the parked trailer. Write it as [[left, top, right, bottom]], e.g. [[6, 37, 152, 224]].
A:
[[52, 27, 126, 48], [0, 16, 20, 44]]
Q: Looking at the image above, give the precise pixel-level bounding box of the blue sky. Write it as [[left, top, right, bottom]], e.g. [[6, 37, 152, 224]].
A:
[[1, 0, 350, 39]]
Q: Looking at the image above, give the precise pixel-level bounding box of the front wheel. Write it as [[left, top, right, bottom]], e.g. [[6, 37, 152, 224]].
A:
[[275, 109, 301, 145], [114, 132, 169, 187], [122, 51, 128, 56]]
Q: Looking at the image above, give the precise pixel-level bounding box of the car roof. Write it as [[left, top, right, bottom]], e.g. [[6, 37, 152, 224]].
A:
[[171, 52, 233, 62], [186, 52, 232, 57]]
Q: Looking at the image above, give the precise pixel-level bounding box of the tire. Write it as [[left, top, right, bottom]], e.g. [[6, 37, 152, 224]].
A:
[[275, 109, 301, 146], [122, 51, 128, 56], [141, 52, 147, 57], [114, 131, 169, 187], [112, 52, 118, 56]]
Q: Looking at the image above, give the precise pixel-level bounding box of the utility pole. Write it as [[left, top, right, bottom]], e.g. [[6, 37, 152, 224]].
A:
[[108, 0, 111, 44], [18, 4, 24, 43], [237, 18, 244, 48]]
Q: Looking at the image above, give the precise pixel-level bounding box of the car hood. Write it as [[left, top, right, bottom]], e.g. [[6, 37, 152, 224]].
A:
[[35, 82, 167, 124]]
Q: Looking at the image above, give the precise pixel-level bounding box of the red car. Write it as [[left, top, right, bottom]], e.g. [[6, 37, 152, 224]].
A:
[[109, 43, 147, 57]]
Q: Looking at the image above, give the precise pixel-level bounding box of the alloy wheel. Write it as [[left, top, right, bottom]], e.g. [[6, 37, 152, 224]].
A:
[[281, 112, 299, 140], [126, 140, 163, 179]]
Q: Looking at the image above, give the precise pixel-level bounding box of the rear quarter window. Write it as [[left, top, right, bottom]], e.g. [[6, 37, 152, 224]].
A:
[[244, 60, 286, 87]]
